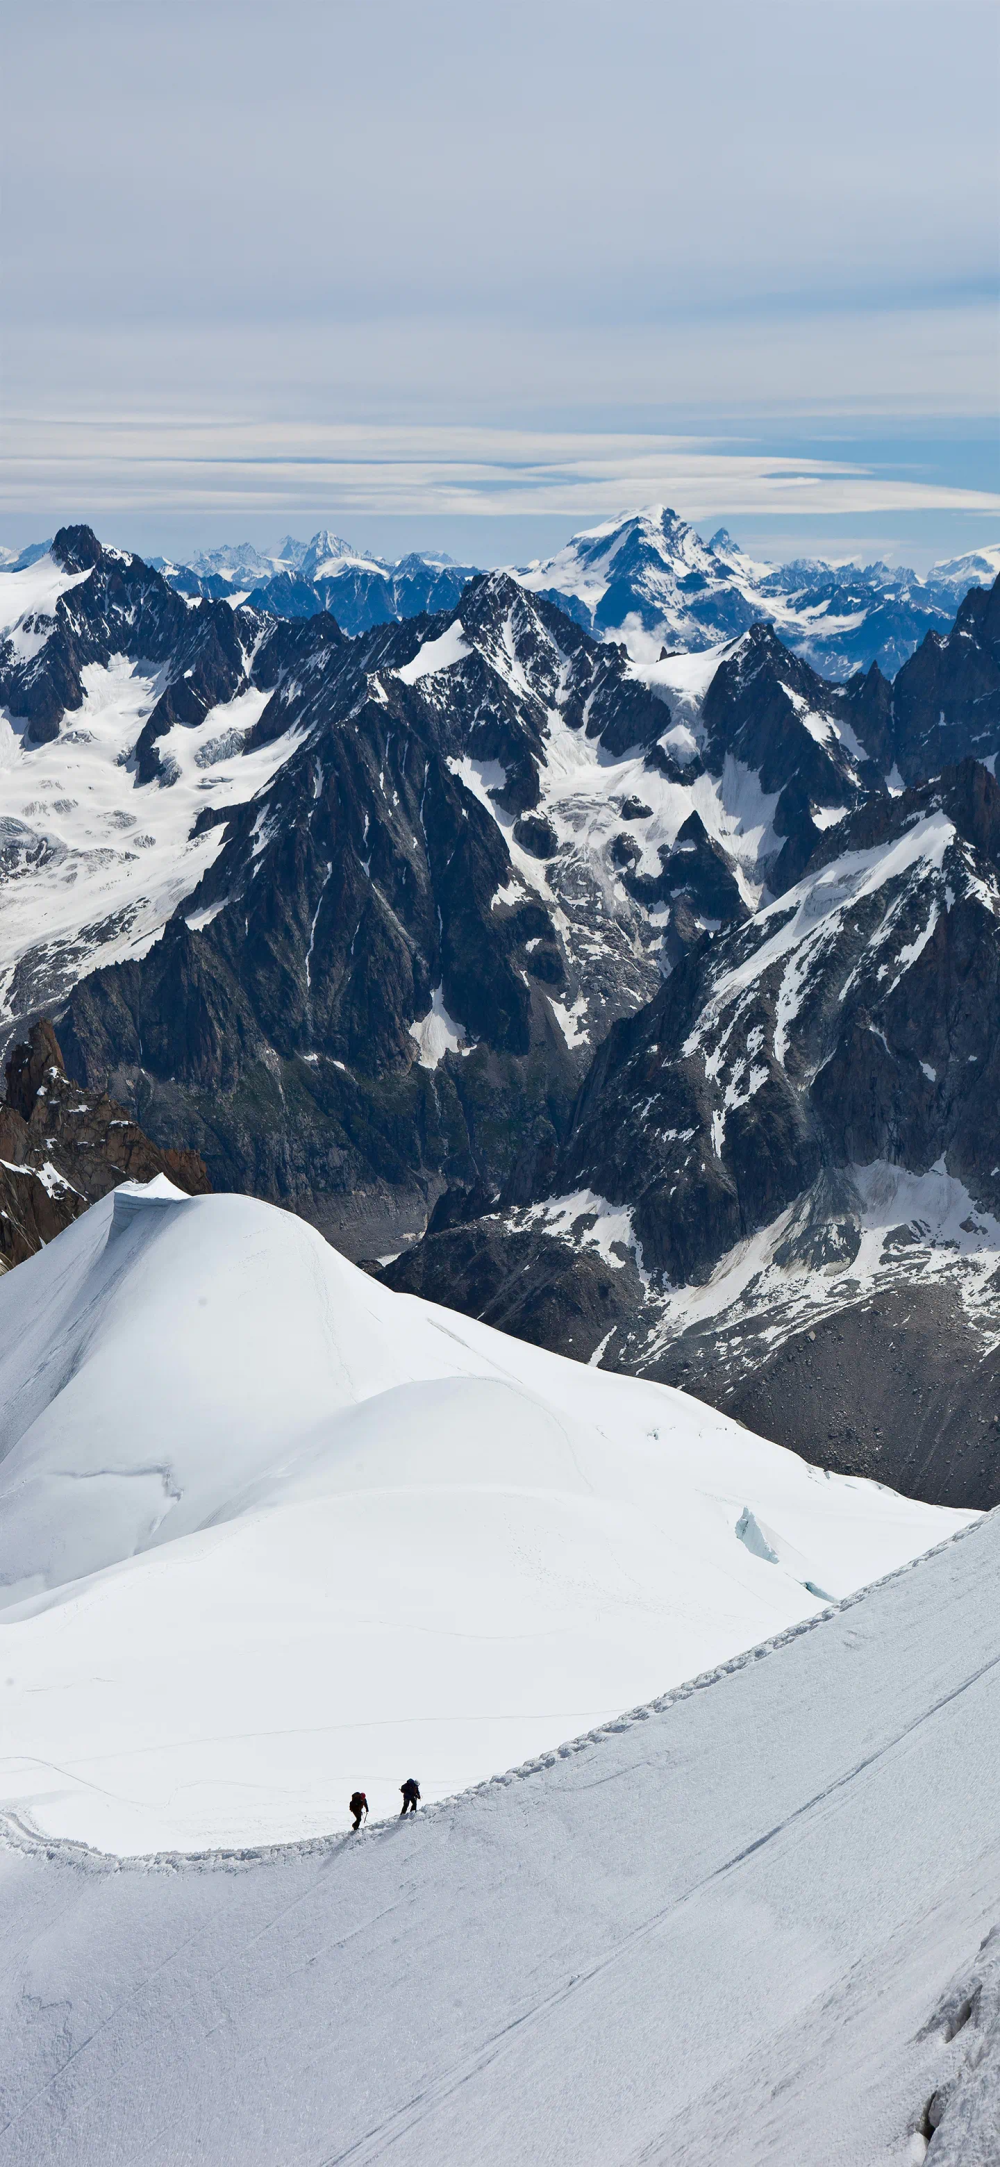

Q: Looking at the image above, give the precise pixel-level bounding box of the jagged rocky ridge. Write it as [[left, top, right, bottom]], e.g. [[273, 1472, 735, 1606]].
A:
[[0, 1016, 208, 1269]]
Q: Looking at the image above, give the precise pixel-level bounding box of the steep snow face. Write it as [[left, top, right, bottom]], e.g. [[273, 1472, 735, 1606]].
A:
[[1, 1503, 997, 2167], [681, 807, 962, 1068], [0, 550, 95, 651], [396, 617, 471, 681], [0, 1181, 966, 1853]]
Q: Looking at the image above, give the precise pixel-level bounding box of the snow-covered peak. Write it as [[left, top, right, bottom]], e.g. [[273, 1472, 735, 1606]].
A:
[[296, 528, 387, 580], [184, 540, 281, 583], [511, 507, 992, 679], [930, 543, 1000, 593]]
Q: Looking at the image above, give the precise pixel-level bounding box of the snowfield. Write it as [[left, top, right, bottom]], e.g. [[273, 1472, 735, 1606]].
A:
[[0, 1179, 968, 1856], [1, 1508, 998, 2164]]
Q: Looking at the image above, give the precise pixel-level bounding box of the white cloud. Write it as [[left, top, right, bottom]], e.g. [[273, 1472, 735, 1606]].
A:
[[3, 416, 998, 525]]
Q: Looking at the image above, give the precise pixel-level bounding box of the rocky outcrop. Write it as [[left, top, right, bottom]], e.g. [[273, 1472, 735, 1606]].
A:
[[0, 1017, 209, 1272], [890, 574, 1000, 783]]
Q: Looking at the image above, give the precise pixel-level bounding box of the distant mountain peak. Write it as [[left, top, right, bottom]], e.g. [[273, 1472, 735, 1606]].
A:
[[147, 508, 1000, 685]]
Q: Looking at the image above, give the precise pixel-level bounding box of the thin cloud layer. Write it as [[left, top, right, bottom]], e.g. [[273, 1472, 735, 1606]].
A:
[[4, 419, 999, 525]]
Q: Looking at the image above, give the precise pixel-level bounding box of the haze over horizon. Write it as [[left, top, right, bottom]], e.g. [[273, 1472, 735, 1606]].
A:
[[3, 0, 998, 570]]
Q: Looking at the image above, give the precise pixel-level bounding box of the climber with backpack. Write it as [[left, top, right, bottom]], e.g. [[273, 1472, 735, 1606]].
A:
[[349, 1790, 368, 1830], [399, 1777, 420, 1815]]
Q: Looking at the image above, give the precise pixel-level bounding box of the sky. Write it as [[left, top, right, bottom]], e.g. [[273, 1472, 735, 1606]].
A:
[[2, 0, 998, 571]]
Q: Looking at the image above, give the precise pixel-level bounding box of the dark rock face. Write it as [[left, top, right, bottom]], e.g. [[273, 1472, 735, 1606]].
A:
[[0, 1017, 209, 1272], [241, 555, 476, 636], [387, 750, 1000, 1507], [890, 577, 1000, 783], [624, 810, 750, 927], [698, 623, 889, 896], [383, 1214, 651, 1359], [720, 1284, 1000, 1511]]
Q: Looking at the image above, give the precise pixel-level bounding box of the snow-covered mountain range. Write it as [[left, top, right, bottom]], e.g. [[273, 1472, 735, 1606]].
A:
[[153, 528, 479, 633], [516, 505, 1000, 678], [3, 523, 1000, 1500], [12, 507, 995, 674], [147, 505, 1000, 676]]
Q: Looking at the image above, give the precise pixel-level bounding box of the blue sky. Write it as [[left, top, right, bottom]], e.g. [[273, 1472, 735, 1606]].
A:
[[3, 0, 998, 570]]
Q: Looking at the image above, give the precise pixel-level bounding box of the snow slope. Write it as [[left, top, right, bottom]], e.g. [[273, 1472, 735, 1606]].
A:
[[0, 1180, 966, 1855], [0, 548, 93, 646], [0, 663, 296, 1022], [1, 1508, 998, 2165]]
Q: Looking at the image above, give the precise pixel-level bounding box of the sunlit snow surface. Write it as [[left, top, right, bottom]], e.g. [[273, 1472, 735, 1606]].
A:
[[1, 1504, 998, 2166], [0, 661, 299, 1027], [395, 616, 471, 682], [0, 1181, 968, 1856], [407, 982, 469, 1065]]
